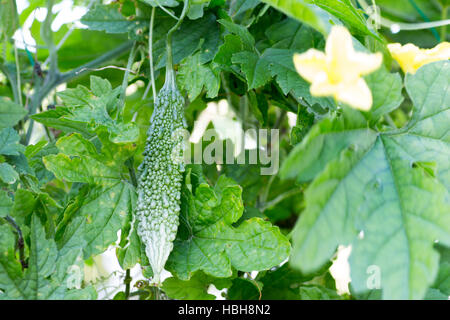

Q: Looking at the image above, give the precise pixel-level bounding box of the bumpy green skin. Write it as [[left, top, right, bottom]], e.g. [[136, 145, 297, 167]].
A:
[[136, 85, 186, 284]]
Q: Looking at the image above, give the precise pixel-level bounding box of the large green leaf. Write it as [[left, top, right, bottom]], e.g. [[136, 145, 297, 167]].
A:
[[0, 190, 13, 217], [80, 4, 134, 34], [155, 12, 221, 68], [166, 171, 291, 280], [0, 224, 23, 297], [43, 154, 121, 186], [43, 132, 135, 187], [0, 163, 19, 184], [0, 216, 96, 300], [259, 0, 330, 34], [32, 80, 138, 144], [280, 108, 377, 182], [0, 99, 27, 129], [162, 272, 219, 300], [77, 182, 135, 258], [178, 52, 221, 101], [310, 0, 375, 37], [364, 67, 404, 122], [0, 128, 25, 156], [286, 61, 450, 299], [0, 0, 18, 38]]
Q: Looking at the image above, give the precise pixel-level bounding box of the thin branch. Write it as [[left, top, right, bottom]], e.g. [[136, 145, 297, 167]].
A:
[[59, 41, 134, 83], [117, 41, 137, 120], [13, 44, 23, 106], [5, 216, 27, 270], [155, 0, 179, 21], [143, 7, 156, 102], [165, 0, 189, 74], [261, 188, 303, 212], [124, 269, 132, 299]]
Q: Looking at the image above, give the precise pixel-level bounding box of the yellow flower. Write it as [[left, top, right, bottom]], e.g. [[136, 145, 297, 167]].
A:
[[387, 42, 450, 74], [293, 26, 382, 111]]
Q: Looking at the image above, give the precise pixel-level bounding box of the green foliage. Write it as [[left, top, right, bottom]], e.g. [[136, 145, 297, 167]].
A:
[[166, 169, 291, 280], [0, 0, 448, 301], [284, 61, 450, 300], [0, 99, 27, 129], [0, 216, 97, 299]]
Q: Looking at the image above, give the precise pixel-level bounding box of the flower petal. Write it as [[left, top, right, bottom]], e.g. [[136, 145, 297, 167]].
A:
[[325, 25, 354, 64], [293, 49, 327, 83], [387, 43, 420, 73], [335, 78, 373, 111], [309, 72, 337, 96], [352, 51, 383, 76]]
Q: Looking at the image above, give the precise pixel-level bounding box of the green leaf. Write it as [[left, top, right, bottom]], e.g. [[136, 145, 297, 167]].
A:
[[299, 285, 342, 300], [260, 48, 334, 108], [77, 182, 135, 258], [232, 51, 272, 90], [227, 278, 261, 300], [25, 141, 58, 186], [140, 0, 179, 7], [259, 0, 330, 35], [178, 52, 221, 101], [310, 0, 377, 38], [430, 245, 450, 297], [188, 0, 211, 19], [43, 154, 121, 186], [0, 224, 24, 298], [0, 98, 27, 129], [281, 108, 376, 182], [0, 128, 24, 156], [0, 163, 19, 184], [155, 12, 221, 68], [265, 18, 324, 51], [42, 132, 135, 187], [166, 173, 290, 280], [217, 19, 255, 51], [0, 0, 18, 38], [116, 222, 146, 270], [163, 272, 217, 300], [288, 61, 450, 299], [90, 75, 113, 97], [0, 190, 13, 217], [406, 61, 450, 129], [0, 216, 95, 299], [33, 84, 138, 144], [213, 34, 244, 69], [31, 108, 94, 138], [81, 4, 134, 34], [22, 215, 59, 299], [364, 67, 404, 122], [229, 0, 260, 17]]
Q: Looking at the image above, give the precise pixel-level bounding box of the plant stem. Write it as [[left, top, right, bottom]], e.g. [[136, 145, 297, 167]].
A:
[[127, 159, 138, 188], [261, 188, 303, 212], [117, 41, 137, 120], [143, 7, 156, 102], [441, 6, 448, 41], [13, 44, 23, 106], [5, 215, 26, 270], [124, 269, 132, 299], [164, 0, 190, 90]]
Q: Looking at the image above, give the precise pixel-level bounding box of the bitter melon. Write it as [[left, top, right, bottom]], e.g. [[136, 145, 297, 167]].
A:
[[135, 0, 189, 283]]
